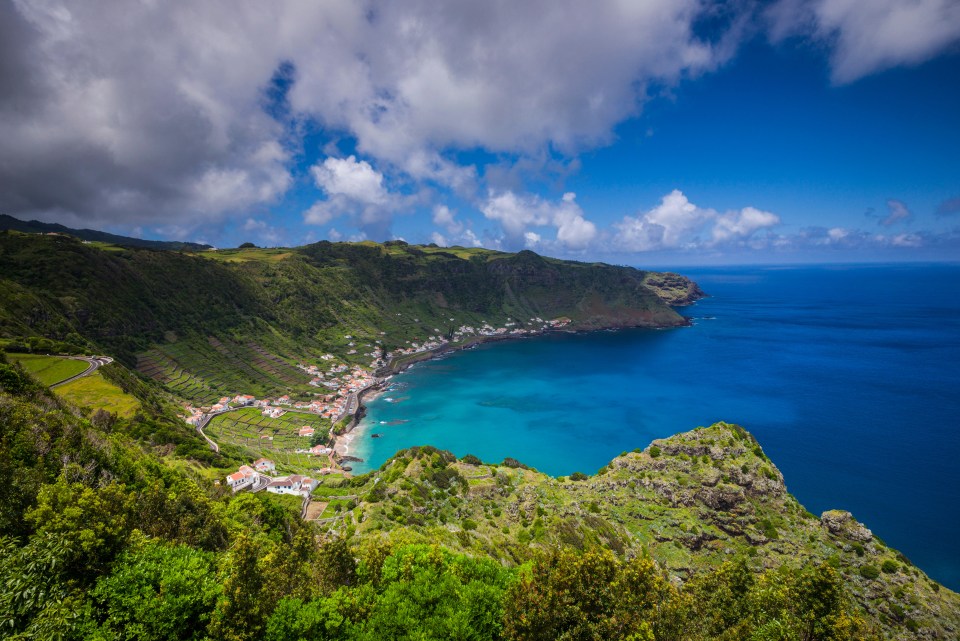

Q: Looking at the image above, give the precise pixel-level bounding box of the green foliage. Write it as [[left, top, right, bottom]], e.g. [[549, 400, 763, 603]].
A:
[[569, 471, 588, 481], [649, 445, 662, 458], [860, 565, 881, 580], [503, 547, 666, 640], [461, 453, 483, 466], [92, 538, 220, 641], [881, 559, 899, 574]]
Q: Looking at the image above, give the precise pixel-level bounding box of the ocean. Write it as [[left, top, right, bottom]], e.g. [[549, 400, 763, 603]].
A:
[[348, 263, 960, 590]]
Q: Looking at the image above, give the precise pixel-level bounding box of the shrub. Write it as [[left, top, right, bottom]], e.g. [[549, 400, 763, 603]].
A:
[[460, 454, 482, 466], [569, 472, 588, 481], [860, 565, 880, 580], [649, 446, 661, 458], [461, 519, 477, 531], [852, 543, 865, 557], [881, 559, 899, 574]]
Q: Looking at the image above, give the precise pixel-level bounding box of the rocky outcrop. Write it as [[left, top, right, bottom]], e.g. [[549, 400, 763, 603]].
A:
[[820, 509, 873, 542]]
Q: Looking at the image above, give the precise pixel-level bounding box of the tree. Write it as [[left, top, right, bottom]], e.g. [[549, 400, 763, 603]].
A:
[[503, 547, 665, 641], [92, 539, 220, 641], [208, 534, 269, 641]]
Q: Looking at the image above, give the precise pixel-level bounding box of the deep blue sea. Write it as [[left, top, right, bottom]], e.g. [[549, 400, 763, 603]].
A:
[[349, 264, 960, 590]]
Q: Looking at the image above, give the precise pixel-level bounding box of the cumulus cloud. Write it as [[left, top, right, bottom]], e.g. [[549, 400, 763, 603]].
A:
[[712, 207, 782, 244], [304, 155, 404, 236], [311, 156, 389, 206], [767, 0, 960, 83], [613, 190, 779, 252], [481, 191, 597, 251], [432, 204, 462, 234], [0, 0, 741, 229]]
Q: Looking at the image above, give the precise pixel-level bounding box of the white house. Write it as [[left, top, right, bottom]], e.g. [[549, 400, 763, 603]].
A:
[[226, 465, 257, 492], [253, 458, 275, 473], [266, 476, 300, 495]]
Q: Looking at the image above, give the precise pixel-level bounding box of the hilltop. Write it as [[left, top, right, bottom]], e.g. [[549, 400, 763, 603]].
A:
[[328, 422, 960, 637], [0, 213, 214, 251]]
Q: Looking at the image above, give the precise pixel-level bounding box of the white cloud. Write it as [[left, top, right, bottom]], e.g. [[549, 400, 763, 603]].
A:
[[240, 217, 282, 245], [432, 204, 462, 234], [613, 190, 714, 251], [430, 231, 448, 246], [0, 0, 742, 228], [311, 155, 388, 205], [891, 232, 923, 248], [613, 190, 779, 252], [304, 155, 403, 234], [481, 190, 597, 250], [768, 0, 960, 83], [712, 206, 781, 243]]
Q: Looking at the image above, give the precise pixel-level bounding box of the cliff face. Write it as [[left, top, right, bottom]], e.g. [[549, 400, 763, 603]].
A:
[[340, 422, 959, 639]]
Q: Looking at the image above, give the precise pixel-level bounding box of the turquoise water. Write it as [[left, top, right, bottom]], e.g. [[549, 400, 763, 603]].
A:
[[350, 264, 960, 590]]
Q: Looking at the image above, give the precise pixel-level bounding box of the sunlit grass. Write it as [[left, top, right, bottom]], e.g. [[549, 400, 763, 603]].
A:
[[56, 370, 140, 417], [9, 353, 89, 386]]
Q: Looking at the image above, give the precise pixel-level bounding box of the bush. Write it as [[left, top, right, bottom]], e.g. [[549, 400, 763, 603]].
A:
[[460, 454, 482, 466], [649, 446, 661, 458], [569, 472, 588, 481], [860, 565, 880, 580], [881, 559, 899, 574], [461, 519, 477, 531]]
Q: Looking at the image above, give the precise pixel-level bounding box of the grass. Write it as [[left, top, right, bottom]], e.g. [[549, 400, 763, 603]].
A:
[[55, 369, 140, 417], [9, 354, 90, 386], [199, 247, 294, 263], [205, 407, 332, 474]]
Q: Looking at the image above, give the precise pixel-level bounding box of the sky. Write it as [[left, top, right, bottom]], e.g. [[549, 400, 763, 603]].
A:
[[1, 0, 959, 265]]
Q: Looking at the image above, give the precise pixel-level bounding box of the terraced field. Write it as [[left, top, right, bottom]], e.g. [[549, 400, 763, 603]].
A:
[[205, 407, 332, 473], [136, 337, 312, 403]]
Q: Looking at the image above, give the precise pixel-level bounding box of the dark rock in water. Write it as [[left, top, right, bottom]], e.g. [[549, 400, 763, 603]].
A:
[[341, 466, 352, 472], [339, 455, 364, 463], [371, 433, 383, 438]]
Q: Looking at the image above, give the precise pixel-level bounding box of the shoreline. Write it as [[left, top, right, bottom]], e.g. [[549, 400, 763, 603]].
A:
[[328, 314, 699, 474]]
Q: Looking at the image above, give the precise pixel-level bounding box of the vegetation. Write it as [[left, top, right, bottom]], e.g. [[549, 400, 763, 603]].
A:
[[7, 353, 88, 386], [0, 228, 955, 639], [54, 369, 141, 417], [0, 231, 699, 404]]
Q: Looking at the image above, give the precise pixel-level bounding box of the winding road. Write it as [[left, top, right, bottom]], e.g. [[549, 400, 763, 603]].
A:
[[50, 355, 114, 388]]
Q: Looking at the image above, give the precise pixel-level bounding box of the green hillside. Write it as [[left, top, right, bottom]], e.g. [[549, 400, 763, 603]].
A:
[[0, 231, 702, 404], [1, 358, 957, 640], [2, 228, 956, 639]]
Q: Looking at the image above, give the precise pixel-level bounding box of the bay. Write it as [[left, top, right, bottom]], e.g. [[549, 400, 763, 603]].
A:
[[349, 263, 960, 590]]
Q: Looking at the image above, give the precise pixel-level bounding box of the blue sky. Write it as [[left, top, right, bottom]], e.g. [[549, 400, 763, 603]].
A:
[[2, 0, 959, 265]]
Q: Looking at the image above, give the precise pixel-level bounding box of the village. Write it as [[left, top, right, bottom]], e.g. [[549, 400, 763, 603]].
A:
[[188, 318, 572, 496]]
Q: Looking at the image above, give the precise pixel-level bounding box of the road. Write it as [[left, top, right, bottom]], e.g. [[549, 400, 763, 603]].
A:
[[195, 408, 230, 453], [50, 355, 114, 388]]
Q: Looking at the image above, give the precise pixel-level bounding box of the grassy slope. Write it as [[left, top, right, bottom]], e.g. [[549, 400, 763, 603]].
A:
[[330, 422, 960, 639], [8, 354, 87, 386], [0, 232, 700, 405], [55, 369, 140, 417]]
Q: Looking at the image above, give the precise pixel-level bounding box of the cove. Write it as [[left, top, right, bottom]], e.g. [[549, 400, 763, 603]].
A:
[[349, 263, 960, 590]]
